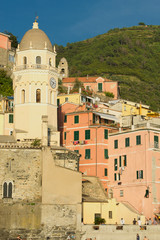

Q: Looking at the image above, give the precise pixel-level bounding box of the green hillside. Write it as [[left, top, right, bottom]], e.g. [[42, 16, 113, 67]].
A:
[[56, 25, 160, 110]]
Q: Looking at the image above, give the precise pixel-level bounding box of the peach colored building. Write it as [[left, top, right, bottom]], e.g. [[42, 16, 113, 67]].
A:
[[62, 76, 118, 99], [0, 32, 15, 68], [108, 124, 160, 220], [58, 102, 118, 190]]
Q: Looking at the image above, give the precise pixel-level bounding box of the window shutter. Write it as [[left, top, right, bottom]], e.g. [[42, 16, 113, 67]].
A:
[[104, 149, 109, 159], [114, 173, 117, 181], [64, 115, 67, 123], [114, 158, 117, 171], [119, 156, 121, 167], [105, 168, 108, 176], [74, 131, 79, 141], [85, 130, 90, 140], [104, 129, 108, 139], [136, 171, 138, 179], [124, 155, 127, 166], [74, 115, 79, 124]]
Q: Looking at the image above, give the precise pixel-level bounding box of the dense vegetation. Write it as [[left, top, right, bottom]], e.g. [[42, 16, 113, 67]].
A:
[[56, 25, 160, 110], [0, 70, 13, 97]]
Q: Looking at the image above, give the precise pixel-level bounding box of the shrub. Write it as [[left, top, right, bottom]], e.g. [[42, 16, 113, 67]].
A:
[[104, 92, 114, 98], [94, 217, 106, 225]]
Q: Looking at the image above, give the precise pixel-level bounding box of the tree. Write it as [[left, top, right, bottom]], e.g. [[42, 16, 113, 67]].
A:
[[138, 22, 145, 26], [4, 31, 18, 49]]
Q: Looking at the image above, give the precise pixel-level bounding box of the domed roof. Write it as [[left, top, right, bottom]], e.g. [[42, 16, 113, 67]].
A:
[[19, 21, 53, 51]]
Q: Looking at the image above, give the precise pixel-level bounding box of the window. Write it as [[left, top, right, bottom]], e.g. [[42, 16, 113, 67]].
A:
[[74, 150, 79, 154], [9, 54, 14, 62], [36, 56, 41, 64], [136, 170, 143, 179], [23, 56, 27, 65], [104, 168, 108, 176], [65, 97, 68, 102], [98, 83, 102, 92], [104, 149, 109, 159], [114, 173, 120, 181], [49, 58, 51, 66], [36, 89, 41, 103], [136, 135, 141, 145], [85, 149, 90, 159], [104, 129, 108, 139], [114, 139, 118, 149], [114, 158, 118, 171], [74, 115, 79, 124], [3, 182, 12, 198], [85, 130, 90, 140], [64, 132, 66, 140], [57, 99, 60, 106], [64, 115, 67, 123], [21, 89, 25, 103], [122, 155, 127, 166], [119, 156, 121, 167], [74, 131, 79, 141], [109, 211, 112, 219], [9, 114, 13, 123], [154, 135, 159, 148], [125, 137, 130, 147], [95, 213, 101, 222], [120, 190, 123, 197]]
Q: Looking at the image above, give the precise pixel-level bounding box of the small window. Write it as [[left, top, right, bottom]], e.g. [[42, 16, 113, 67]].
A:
[[85, 130, 90, 140], [64, 132, 66, 140], [57, 99, 60, 106], [125, 137, 130, 147], [104, 129, 108, 139], [104, 168, 108, 176], [3, 182, 12, 198], [21, 89, 25, 104], [49, 58, 52, 66], [36, 89, 41, 103], [74, 131, 79, 141], [120, 190, 123, 197], [114, 139, 118, 149], [109, 211, 112, 219], [114, 158, 118, 171], [36, 56, 41, 64], [136, 135, 141, 145], [9, 114, 13, 123], [74, 115, 79, 124], [154, 135, 159, 148], [64, 115, 67, 123], [136, 170, 143, 179], [65, 97, 68, 102], [119, 156, 121, 167], [23, 56, 27, 65], [85, 149, 91, 159], [104, 149, 109, 159]]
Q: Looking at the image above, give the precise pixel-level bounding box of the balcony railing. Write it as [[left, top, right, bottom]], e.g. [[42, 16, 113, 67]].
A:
[[14, 64, 57, 71]]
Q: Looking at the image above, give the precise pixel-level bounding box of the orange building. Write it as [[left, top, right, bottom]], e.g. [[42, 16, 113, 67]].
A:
[[62, 76, 118, 99], [58, 102, 118, 190]]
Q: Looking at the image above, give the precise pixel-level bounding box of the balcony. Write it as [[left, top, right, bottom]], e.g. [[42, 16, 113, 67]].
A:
[[14, 64, 57, 72]]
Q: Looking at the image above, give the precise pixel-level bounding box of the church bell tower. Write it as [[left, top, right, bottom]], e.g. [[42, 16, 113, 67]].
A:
[[13, 20, 60, 145]]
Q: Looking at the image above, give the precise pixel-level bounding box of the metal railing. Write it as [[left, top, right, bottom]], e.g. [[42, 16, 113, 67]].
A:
[[14, 64, 57, 71]]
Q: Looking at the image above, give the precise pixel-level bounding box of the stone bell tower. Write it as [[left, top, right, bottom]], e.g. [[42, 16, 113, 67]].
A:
[[13, 20, 60, 145]]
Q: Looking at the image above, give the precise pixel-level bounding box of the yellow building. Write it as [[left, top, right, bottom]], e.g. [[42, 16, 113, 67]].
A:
[[83, 198, 145, 225], [57, 93, 82, 105]]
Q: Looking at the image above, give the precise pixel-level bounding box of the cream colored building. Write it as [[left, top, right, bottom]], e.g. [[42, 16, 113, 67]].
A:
[[13, 21, 59, 144]]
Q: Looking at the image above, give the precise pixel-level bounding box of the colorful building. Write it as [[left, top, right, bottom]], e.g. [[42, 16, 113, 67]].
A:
[[58, 102, 119, 189], [0, 32, 15, 69], [62, 76, 118, 99], [108, 124, 160, 219]]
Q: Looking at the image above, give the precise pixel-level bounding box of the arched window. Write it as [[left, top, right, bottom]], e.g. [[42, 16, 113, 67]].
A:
[[49, 58, 52, 66], [36, 89, 41, 103], [21, 89, 25, 104], [3, 182, 12, 198], [23, 56, 27, 65], [61, 68, 65, 73], [36, 56, 41, 64]]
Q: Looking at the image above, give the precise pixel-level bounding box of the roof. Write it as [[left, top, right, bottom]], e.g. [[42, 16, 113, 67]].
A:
[[62, 77, 113, 83], [19, 22, 52, 51]]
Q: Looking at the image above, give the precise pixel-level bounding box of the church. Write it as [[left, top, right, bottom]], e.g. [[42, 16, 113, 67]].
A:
[[0, 20, 82, 240]]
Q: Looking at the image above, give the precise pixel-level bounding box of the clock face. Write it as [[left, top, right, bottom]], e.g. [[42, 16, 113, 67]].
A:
[[50, 77, 56, 89]]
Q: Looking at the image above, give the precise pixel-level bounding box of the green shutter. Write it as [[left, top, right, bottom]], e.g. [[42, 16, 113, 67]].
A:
[[141, 170, 143, 179], [64, 132, 66, 140], [104, 168, 108, 176], [9, 114, 13, 123], [136, 135, 141, 145], [74, 131, 79, 141], [64, 115, 67, 123], [125, 137, 130, 147], [114, 139, 118, 149], [74, 115, 79, 124], [85, 130, 90, 140], [136, 171, 139, 179], [85, 149, 90, 159], [124, 155, 127, 166], [104, 129, 108, 139], [154, 136, 159, 148], [74, 150, 79, 154], [114, 173, 117, 181], [98, 83, 102, 92], [114, 158, 117, 171], [104, 149, 109, 159], [119, 156, 121, 167]]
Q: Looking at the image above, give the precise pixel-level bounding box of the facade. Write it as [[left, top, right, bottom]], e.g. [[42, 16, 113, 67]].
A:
[[58, 57, 69, 78], [108, 124, 160, 219], [58, 102, 119, 190], [13, 21, 59, 144], [62, 76, 118, 99], [0, 96, 14, 135], [0, 32, 15, 69]]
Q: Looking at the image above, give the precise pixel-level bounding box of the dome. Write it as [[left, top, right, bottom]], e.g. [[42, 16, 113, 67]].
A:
[[19, 21, 53, 51]]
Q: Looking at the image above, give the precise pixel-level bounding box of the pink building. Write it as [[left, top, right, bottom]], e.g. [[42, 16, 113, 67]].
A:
[[58, 102, 118, 190], [108, 125, 160, 219], [62, 77, 118, 99]]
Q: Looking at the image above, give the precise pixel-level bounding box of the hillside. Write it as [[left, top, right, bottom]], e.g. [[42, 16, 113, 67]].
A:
[[56, 25, 160, 110]]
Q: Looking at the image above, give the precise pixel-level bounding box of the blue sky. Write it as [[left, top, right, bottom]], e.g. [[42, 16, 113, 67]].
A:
[[1, 0, 160, 46]]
